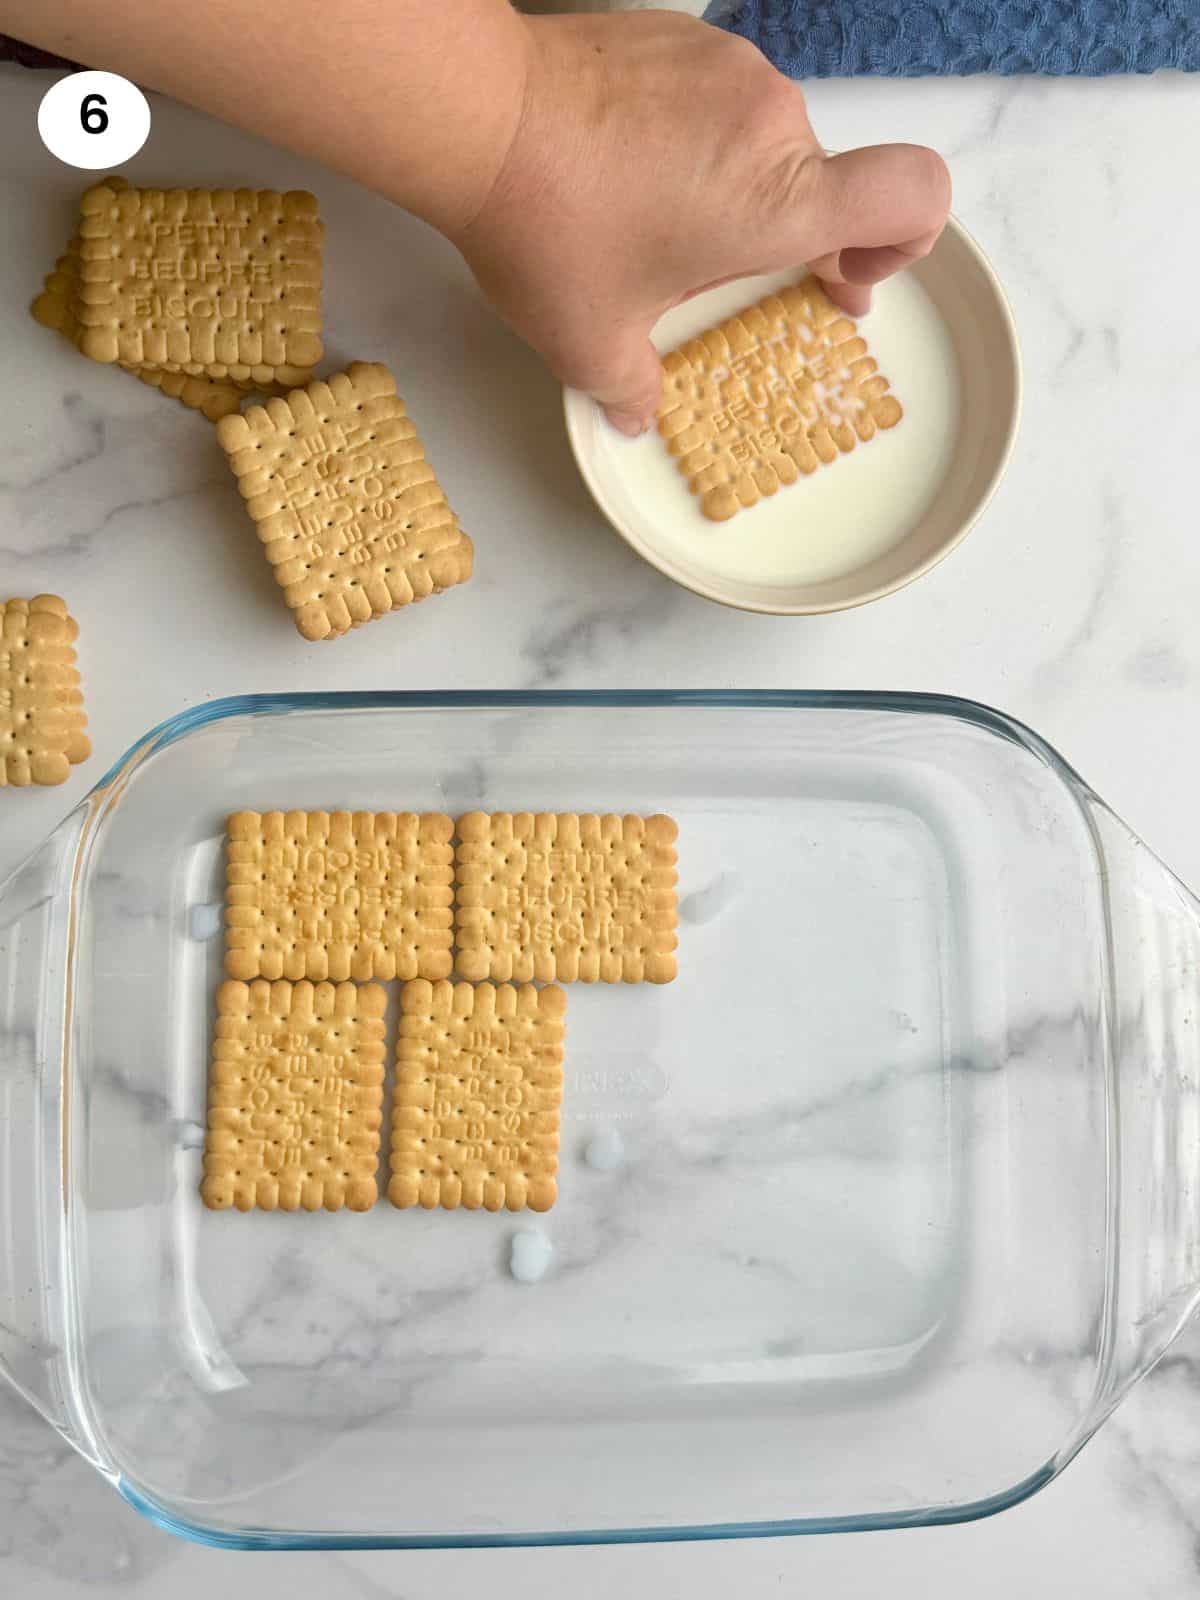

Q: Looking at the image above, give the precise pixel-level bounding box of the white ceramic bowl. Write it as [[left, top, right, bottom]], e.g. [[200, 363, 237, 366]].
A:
[[563, 215, 1021, 614]]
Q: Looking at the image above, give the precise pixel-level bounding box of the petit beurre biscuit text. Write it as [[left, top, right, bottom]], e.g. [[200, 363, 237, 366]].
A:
[[225, 810, 455, 982], [389, 979, 566, 1212], [0, 595, 90, 787], [657, 279, 903, 522], [216, 363, 473, 640], [31, 177, 251, 419], [202, 978, 386, 1212], [33, 233, 248, 421], [455, 812, 679, 984], [75, 182, 322, 384]]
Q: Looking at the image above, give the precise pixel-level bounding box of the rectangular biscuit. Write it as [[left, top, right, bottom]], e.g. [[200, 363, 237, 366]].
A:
[[225, 810, 454, 981], [0, 594, 90, 787], [389, 979, 565, 1212], [201, 978, 386, 1211], [75, 182, 323, 383], [215, 362, 473, 640], [657, 278, 903, 521], [455, 812, 678, 984]]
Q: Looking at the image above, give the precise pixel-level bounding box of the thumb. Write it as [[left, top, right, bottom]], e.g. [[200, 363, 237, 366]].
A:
[[562, 328, 662, 438], [810, 145, 951, 257], [802, 144, 951, 306]]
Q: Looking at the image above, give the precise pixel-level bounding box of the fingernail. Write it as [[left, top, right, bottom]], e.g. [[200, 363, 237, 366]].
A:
[[606, 408, 651, 438]]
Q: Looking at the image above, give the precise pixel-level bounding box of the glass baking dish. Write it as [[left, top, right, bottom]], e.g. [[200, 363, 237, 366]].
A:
[[3, 690, 1200, 1549]]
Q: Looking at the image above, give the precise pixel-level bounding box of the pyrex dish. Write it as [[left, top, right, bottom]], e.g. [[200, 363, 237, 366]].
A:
[[564, 217, 1021, 613], [3, 691, 1199, 1549]]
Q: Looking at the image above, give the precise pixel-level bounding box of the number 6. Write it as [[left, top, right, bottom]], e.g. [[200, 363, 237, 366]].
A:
[[80, 93, 109, 135]]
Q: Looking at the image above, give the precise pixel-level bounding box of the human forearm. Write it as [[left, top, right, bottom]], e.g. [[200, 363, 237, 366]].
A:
[[1, 0, 531, 237], [5, 2, 950, 430]]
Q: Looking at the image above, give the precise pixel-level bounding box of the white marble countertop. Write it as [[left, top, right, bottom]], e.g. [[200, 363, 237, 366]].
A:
[[4, 41, 1200, 1600]]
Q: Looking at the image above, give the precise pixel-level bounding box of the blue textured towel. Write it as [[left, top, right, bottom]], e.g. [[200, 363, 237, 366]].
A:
[[707, 0, 1200, 76]]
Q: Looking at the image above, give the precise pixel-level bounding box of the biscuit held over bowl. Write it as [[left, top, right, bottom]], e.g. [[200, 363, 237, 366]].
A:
[[657, 278, 902, 522]]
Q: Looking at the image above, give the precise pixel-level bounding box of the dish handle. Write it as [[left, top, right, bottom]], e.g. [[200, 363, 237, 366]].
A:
[[1089, 798, 1200, 1425], [0, 811, 93, 1451]]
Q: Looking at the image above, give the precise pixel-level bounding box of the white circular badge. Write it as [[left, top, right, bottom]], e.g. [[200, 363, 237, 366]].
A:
[[37, 71, 151, 171]]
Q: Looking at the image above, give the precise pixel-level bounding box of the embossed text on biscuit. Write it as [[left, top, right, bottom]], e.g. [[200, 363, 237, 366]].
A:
[[657, 280, 903, 522]]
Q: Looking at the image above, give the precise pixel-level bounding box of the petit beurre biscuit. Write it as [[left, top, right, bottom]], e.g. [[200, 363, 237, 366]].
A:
[[0, 595, 90, 787], [75, 182, 322, 385], [216, 363, 473, 640], [389, 980, 566, 1212], [455, 812, 678, 984], [202, 978, 386, 1212], [225, 810, 455, 982], [33, 231, 248, 421], [657, 279, 903, 522]]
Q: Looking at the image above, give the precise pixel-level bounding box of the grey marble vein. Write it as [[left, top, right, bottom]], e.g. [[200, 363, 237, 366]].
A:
[[0, 395, 106, 496], [520, 587, 685, 687]]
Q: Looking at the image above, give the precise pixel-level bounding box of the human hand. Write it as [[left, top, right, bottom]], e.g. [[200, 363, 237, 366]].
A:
[[454, 10, 951, 434]]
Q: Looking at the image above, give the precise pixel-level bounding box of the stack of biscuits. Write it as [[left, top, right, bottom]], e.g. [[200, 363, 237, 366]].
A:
[[32, 175, 324, 420], [30, 179, 473, 641]]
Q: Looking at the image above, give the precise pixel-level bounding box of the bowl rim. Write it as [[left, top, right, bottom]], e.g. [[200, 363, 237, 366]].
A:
[[562, 212, 1023, 616]]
